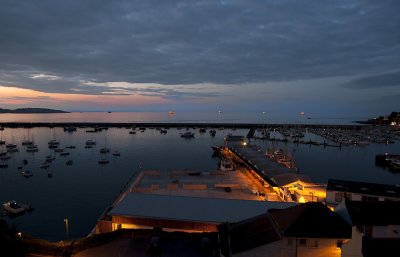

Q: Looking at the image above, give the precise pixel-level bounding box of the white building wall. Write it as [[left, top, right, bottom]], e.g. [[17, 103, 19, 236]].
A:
[[233, 238, 342, 257], [233, 239, 295, 257], [341, 227, 363, 257], [297, 239, 342, 257], [372, 225, 400, 238], [350, 194, 362, 201]]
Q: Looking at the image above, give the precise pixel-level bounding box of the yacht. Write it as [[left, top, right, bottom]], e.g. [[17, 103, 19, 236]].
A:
[[3, 200, 32, 215], [180, 131, 195, 138], [40, 163, 50, 169], [26, 145, 39, 152], [98, 158, 109, 164], [85, 140, 96, 145], [48, 139, 60, 149], [22, 170, 33, 178], [100, 147, 110, 154]]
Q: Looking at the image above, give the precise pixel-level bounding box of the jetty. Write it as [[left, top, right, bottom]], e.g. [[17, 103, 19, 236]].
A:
[[221, 135, 326, 203]]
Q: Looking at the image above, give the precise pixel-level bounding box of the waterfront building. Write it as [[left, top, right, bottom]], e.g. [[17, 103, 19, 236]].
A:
[[96, 193, 295, 234], [335, 201, 400, 257], [220, 202, 351, 257], [326, 179, 400, 207]]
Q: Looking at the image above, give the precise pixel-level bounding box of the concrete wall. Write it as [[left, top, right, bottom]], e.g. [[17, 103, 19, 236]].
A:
[[341, 227, 363, 257], [372, 225, 400, 238]]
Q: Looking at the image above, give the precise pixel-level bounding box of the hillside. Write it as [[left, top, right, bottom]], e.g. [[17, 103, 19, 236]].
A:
[[0, 108, 69, 114]]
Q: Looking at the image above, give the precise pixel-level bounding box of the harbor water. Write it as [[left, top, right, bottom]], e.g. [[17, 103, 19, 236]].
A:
[[0, 114, 399, 241]]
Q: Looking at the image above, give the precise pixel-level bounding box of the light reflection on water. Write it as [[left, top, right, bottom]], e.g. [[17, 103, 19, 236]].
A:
[[0, 126, 399, 241]]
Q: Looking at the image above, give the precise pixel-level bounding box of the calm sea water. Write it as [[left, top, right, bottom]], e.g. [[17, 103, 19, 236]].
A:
[[0, 113, 399, 241]]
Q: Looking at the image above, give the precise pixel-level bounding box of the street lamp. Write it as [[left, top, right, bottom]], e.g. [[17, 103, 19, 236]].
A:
[[64, 218, 69, 241]]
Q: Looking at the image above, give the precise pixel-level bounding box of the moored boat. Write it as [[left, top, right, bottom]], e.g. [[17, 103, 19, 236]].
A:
[[181, 131, 195, 138], [3, 200, 33, 215], [22, 170, 33, 178], [98, 158, 109, 164]]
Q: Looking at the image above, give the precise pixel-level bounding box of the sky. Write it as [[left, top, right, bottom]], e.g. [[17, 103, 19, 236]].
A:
[[0, 0, 399, 117]]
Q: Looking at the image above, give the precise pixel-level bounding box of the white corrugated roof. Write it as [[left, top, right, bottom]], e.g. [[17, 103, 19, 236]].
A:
[[108, 193, 295, 223]]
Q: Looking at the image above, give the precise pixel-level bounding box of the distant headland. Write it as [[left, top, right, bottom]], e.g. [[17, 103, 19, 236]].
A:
[[357, 111, 399, 126], [0, 108, 69, 114]]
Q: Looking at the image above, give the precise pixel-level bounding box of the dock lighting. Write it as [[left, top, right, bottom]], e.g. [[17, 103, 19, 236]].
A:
[[17, 232, 22, 238], [64, 218, 69, 241], [243, 142, 247, 146], [298, 196, 306, 203]]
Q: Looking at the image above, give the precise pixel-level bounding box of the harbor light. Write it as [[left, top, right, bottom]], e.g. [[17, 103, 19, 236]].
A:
[[64, 218, 69, 241], [17, 232, 22, 238], [243, 142, 247, 146]]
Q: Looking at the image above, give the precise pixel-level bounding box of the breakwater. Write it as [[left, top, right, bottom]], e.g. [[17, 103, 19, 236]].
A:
[[0, 122, 365, 130]]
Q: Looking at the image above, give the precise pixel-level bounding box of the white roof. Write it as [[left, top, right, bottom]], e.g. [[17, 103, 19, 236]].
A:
[[108, 193, 295, 223]]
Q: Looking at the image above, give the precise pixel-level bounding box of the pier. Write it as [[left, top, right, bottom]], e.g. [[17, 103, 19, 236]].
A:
[[221, 136, 326, 203]]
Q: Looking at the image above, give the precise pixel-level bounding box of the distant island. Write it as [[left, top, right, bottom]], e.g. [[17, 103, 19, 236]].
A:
[[357, 111, 400, 126], [0, 108, 69, 114]]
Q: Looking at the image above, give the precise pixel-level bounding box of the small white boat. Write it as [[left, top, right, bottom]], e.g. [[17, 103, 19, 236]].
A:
[[3, 200, 32, 215], [112, 151, 121, 156], [22, 170, 33, 178]]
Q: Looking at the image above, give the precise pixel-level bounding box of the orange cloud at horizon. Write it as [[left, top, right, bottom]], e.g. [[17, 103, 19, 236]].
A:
[[0, 85, 169, 108]]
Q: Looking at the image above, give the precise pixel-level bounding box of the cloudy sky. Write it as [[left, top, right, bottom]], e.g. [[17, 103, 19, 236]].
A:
[[0, 0, 399, 117]]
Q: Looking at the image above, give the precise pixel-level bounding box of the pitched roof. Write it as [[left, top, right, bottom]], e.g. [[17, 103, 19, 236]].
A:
[[344, 201, 400, 226], [109, 193, 295, 223], [327, 179, 400, 198], [269, 202, 351, 239], [271, 173, 311, 187], [219, 213, 282, 255]]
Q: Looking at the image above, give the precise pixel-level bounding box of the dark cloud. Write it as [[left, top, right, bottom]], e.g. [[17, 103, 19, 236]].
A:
[[0, 0, 399, 96], [340, 70, 400, 89]]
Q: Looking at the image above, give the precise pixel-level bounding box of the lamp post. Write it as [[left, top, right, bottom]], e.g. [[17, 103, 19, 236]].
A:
[[64, 218, 69, 241]]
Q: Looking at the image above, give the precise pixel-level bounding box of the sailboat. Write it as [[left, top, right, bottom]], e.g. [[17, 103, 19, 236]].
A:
[[0, 130, 5, 145], [48, 128, 60, 149], [99, 131, 110, 153], [98, 131, 110, 164], [21, 128, 33, 146]]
